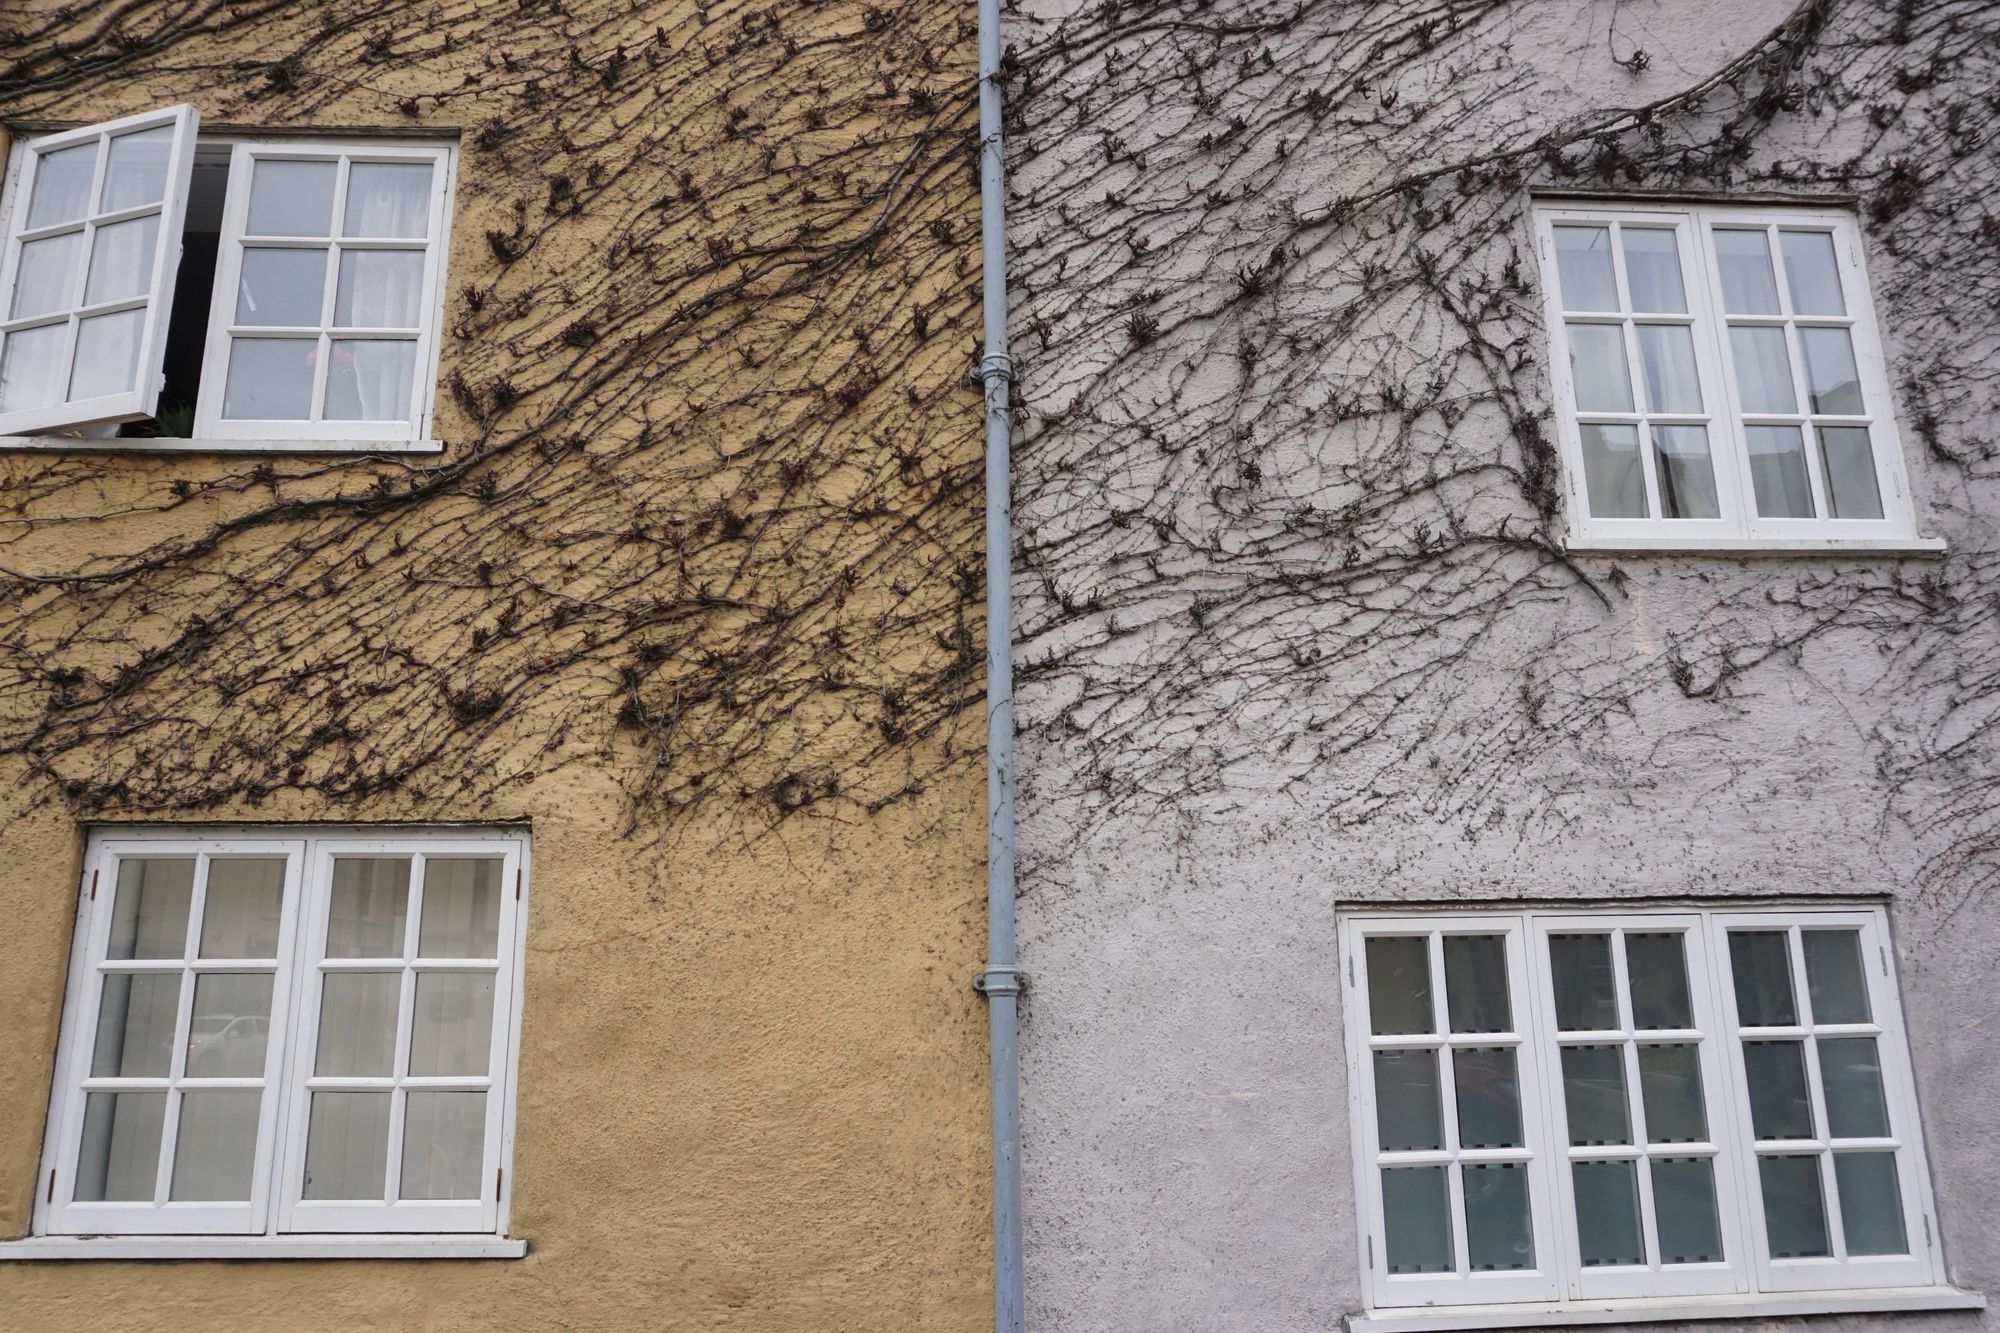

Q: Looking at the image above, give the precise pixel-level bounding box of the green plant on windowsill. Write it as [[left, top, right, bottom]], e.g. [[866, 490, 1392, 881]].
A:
[[139, 401, 195, 438]]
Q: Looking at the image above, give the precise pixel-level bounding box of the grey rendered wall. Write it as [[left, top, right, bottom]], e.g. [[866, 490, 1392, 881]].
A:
[[1007, 2, 2000, 1329]]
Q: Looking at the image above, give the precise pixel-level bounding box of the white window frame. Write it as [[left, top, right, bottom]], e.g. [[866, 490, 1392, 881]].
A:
[[0, 111, 453, 453], [26, 827, 526, 1251], [1342, 904, 1953, 1325], [1532, 201, 1938, 555], [193, 141, 454, 446], [0, 105, 199, 436]]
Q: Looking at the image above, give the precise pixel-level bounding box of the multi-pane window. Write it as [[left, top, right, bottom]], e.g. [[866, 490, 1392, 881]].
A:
[[37, 830, 525, 1239], [1533, 203, 1922, 548], [0, 105, 453, 449], [1344, 907, 1945, 1315]]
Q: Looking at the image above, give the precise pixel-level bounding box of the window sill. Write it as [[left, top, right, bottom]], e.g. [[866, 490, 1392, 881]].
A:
[[1565, 536, 1946, 557], [1347, 1286, 1986, 1332], [0, 435, 445, 455], [0, 1234, 527, 1261]]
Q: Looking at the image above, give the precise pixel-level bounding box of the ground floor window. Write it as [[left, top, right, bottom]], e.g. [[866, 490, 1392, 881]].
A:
[[36, 828, 526, 1240], [1342, 905, 1945, 1314]]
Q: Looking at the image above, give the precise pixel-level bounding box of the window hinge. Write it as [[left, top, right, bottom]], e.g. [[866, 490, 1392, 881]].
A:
[[1346, 952, 1355, 987], [46, 1169, 55, 1204], [514, 869, 522, 901], [1925, 1213, 1933, 1247], [1366, 1235, 1373, 1267], [88, 870, 98, 901], [496, 1167, 504, 1196], [1880, 944, 1889, 977]]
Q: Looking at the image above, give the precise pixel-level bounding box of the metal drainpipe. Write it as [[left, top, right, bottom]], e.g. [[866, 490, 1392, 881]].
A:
[[969, 0, 1024, 1323]]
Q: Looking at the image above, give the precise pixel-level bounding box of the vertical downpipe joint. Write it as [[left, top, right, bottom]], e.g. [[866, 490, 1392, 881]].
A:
[[971, 0, 1024, 1328]]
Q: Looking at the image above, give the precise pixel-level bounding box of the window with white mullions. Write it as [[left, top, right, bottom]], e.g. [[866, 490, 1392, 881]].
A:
[[1715, 914, 1934, 1292], [0, 106, 199, 435], [1534, 202, 1922, 549], [1355, 921, 1562, 1306], [1345, 905, 1948, 1319], [37, 829, 525, 1243], [1536, 917, 1748, 1299], [196, 144, 449, 442], [281, 847, 514, 1234]]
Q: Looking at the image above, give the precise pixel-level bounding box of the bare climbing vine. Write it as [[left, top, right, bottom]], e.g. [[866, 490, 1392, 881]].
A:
[[1005, 0, 2000, 911], [0, 0, 984, 842]]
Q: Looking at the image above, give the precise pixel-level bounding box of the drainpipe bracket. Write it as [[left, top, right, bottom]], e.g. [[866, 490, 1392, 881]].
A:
[[971, 352, 1015, 387], [973, 964, 1026, 997]]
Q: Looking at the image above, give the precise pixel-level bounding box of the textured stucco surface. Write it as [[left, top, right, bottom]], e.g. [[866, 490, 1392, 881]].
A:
[[0, 0, 993, 1328], [1009, 1, 2000, 1329]]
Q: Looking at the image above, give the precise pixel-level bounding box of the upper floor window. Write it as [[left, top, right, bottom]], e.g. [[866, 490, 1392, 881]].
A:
[[32, 828, 526, 1245], [0, 105, 454, 451], [1533, 202, 1929, 552], [1343, 905, 1952, 1322]]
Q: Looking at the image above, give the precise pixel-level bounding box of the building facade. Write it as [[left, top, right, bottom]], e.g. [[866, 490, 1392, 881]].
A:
[[1009, 0, 2000, 1329], [0, 2, 994, 1329]]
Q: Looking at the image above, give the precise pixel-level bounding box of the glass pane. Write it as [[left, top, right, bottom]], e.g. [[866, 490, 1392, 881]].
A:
[[235, 248, 327, 327], [1553, 225, 1618, 310], [1464, 1163, 1535, 1272], [101, 126, 174, 212], [1637, 325, 1702, 413], [323, 339, 416, 421], [1800, 327, 1864, 416], [91, 972, 181, 1077], [247, 159, 337, 236], [1381, 1166, 1452, 1274], [185, 973, 274, 1077], [303, 1091, 389, 1200], [1746, 425, 1816, 519], [334, 250, 425, 328], [1621, 229, 1686, 313], [169, 1090, 260, 1201], [1780, 230, 1845, 316], [74, 1090, 164, 1202], [108, 857, 195, 959], [1443, 935, 1509, 1034], [1802, 930, 1871, 1025], [1568, 324, 1634, 413], [13, 232, 83, 318], [29, 142, 98, 228], [315, 972, 400, 1076], [408, 972, 496, 1076], [400, 1090, 486, 1200], [326, 857, 411, 957], [1760, 1154, 1831, 1257], [0, 322, 66, 412], [1637, 1044, 1708, 1144], [1573, 1160, 1645, 1266], [1653, 1158, 1723, 1264], [70, 308, 144, 400], [1579, 423, 1646, 519], [1550, 933, 1617, 1030], [1561, 1044, 1630, 1146], [1835, 1152, 1907, 1255], [1715, 229, 1780, 314], [1454, 1047, 1523, 1149], [1366, 936, 1433, 1035], [1817, 427, 1883, 521], [199, 858, 287, 957], [1652, 426, 1720, 520], [1373, 1049, 1443, 1152], [1625, 933, 1693, 1030], [343, 163, 434, 238], [1730, 930, 1798, 1026], [1819, 1037, 1890, 1139], [1744, 1041, 1814, 1140], [83, 213, 159, 306], [418, 858, 503, 958], [1729, 326, 1797, 414], [221, 337, 316, 420]]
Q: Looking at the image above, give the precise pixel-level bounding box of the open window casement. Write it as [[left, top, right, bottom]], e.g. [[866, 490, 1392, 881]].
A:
[[0, 105, 199, 436]]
